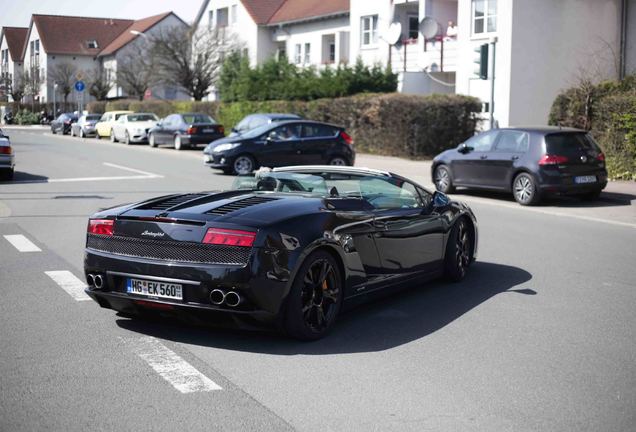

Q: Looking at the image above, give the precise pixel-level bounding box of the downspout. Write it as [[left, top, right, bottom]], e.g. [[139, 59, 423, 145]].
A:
[[619, 0, 627, 79]]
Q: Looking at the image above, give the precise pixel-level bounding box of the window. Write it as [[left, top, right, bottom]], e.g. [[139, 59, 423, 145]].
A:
[[329, 42, 336, 62], [495, 131, 529, 153], [277, 42, 287, 60], [294, 44, 302, 64], [216, 8, 228, 27], [466, 130, 498, 152], [231, 4, 237, 24], [472, 0, 497, 35], [408, 15, 419, 40], [304, 43, 311, 64], [361, 15, 378, 46], [268, 124, 301, 141], [208, 10, 214, 29], [87, 40, 98, 49], [302, 124, 338, 138]]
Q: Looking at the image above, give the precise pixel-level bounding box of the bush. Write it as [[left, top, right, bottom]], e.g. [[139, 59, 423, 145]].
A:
[[549, 75, 636, 180], [15, 109, 40, 125]]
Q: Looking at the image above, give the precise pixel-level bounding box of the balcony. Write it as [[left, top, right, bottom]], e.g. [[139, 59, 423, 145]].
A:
[[390, 37, 458, 73]]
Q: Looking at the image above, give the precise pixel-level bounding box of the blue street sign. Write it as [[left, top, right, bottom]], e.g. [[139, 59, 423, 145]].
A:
[[74, 81, 85, 92]]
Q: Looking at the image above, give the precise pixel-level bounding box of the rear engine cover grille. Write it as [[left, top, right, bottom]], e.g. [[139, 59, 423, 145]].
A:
[[139, 193, 207, 211], [86, 234, 251, 265], [206, 196, 279, 215]]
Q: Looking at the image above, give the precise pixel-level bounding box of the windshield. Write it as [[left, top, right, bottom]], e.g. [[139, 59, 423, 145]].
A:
[[233, 170, 428, 209], [128, 114, 158, 122], [183, 114, 214, 124], [242, 123, 276, 139]]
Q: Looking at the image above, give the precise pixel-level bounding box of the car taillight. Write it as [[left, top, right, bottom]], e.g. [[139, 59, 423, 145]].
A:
[[187, 127, 198, 134], [340, 131, 353, 145], [0, 146, 11, 155], [539, 154, 569, 165], [218, 125, 225, 134], [202, 228, 256, 247], [88, 219, 114, 236], [596, 152, 605, 161]]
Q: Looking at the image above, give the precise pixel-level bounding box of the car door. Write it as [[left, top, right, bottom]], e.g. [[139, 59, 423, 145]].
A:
[[451, 130, 498, 186], [485, 130, 530, 189], [362, 178, 445, 279], [298, 123, 337, 164], [114, 115, 126, 140], [255, 124, 302, 167], [156, 115, 174, 143]]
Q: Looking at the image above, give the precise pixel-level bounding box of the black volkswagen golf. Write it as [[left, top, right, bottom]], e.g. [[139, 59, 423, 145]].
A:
[[203, 120, 355, 175], [84, 166, 477, 340], [431, 127, 608, 205]]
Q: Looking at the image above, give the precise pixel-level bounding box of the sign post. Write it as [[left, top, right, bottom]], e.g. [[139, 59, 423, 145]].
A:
[[74, 80, 85, 114]]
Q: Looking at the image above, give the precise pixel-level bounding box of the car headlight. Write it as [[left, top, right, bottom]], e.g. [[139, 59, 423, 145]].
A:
[[213, 143, 240, 152]]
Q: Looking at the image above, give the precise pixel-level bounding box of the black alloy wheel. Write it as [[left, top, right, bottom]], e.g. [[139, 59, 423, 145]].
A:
[[233, 155, 255, 175], [513, 173, 540, 205], [434, 165, 455, 194], [444, 218, 472, 282], [328, 156, 348, 166], [284, 251, 343, 340]]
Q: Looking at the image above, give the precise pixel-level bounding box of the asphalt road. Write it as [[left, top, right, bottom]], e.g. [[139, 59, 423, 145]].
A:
[[1, 128, 635, 432]]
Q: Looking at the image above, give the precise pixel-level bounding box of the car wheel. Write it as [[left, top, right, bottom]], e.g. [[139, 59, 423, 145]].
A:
[[1, 168, 14, 181], [110, 130, 117, 143], [124, 131, 131, 145], [51, 127, 56, 134], [174, 135, 185, 150], [513, 173, 540, 205], [283, 250, 343, 341], [233, 155, 255, 175], [328, 156, 348, 166], [149, 133, 157, 148], [434, 165, 455, 194], [444, 217, 473, 282], [581, 190, 602, 201]]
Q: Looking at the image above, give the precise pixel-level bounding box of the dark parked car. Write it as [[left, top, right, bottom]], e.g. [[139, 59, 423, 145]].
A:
[[70, 114, 102, 138], [0, 129, 14, 180], [230, 113, 301, 136], [50, 113, 78, 135], [148, 113, 224, 150], [83, 166, 477, 340], [431, 127, 608, 205], [203, 120, 355, 175]]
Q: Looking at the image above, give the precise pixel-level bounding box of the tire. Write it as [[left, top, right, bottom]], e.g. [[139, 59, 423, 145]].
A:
[[1, 168, 14, 181], [110, 129, 117, 143], [233, 154, 255, 175], [444, 217, 473, 282], [328, 156, 348, 166], [581, 190, 602, 201], [124, 131, 131, 145], [513, 172, 541, 205], [283, 250, 343, 341], [149, 133, 157, 148], [434, 165, 455, 194], [51, 127, 56, 135], [174, 135, 186, 150]]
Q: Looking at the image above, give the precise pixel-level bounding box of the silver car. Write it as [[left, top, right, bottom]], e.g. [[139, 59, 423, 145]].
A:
[[71, 114, 102, 138], [0, 129, 15, 180], [111, 113, 159, 144]]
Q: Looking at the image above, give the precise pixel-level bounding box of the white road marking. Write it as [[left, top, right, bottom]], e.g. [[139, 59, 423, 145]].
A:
[[3, 234, 41, 252], [45, 270, 91, 301], [6, 162, 163, 184], [123, 336, 222, 394]]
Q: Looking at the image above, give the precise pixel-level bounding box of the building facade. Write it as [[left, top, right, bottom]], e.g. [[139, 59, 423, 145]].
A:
[[0, 27, 28, 102]]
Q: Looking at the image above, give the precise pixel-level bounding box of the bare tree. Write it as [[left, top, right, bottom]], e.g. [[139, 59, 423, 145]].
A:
[[151, 26, 240, 101], [9, 72, 25, 102], [23, 66, 43, 108], [87, 67, 112, 101], [116, 43, 157, 101], [49, 62, 77, 103]]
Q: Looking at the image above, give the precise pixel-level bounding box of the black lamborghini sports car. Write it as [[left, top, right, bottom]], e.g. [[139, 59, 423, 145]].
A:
[[84, 166, 478, 340]]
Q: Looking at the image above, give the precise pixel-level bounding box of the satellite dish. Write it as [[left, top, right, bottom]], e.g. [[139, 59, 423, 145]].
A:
[[420, 17, 439, 39], [385, 22, 402, 45]]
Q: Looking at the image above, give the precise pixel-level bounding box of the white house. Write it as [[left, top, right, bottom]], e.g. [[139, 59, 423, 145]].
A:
[[0, 27, 28, 102]]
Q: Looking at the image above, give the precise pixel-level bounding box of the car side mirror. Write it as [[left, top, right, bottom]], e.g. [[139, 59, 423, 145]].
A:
[[432, 191, 450, 208], [457, 143, 472, 154]]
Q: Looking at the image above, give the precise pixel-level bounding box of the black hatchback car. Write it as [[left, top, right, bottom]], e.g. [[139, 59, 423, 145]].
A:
[[50, 113, 78, 135], [431, 127, 608, 205], [203, 120, 355, 175], [148, 113, 224, 150]]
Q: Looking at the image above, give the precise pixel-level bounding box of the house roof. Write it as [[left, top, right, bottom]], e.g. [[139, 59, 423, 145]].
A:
[[268, 0, 350, 25], [241, 0, 288, 25], [28, 14, 134, 56], [98, 12, 174, 56], [2, 27, 28, 61]]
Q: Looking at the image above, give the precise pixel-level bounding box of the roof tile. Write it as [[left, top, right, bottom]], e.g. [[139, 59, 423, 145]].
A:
[[267, 0, 350, 25], [3, 27, 28, 61]]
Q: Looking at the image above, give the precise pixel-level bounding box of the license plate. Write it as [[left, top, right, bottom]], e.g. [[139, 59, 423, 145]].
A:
[[202, 129, 215, 133], [203, 154, 211, 163], [574, 175, 596, 184], [126, 278, 183, 300]]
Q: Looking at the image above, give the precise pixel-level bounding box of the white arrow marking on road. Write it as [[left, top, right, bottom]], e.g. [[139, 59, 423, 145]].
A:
[[45, 270, 91, 301], [4, 234, 42, 252], [123, 336, 222, 394]]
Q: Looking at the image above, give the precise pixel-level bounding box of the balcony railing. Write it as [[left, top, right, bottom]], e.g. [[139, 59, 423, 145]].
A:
[[390, 37, 458, 73]]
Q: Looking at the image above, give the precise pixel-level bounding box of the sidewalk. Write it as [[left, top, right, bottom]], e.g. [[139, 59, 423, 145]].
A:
[[1, 124, 49, 130]]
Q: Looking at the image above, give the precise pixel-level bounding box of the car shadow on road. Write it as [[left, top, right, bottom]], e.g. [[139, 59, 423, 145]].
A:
[[0, 171, 49, 184], [116, 261, 534, 354], [452, 189, 634, 208]]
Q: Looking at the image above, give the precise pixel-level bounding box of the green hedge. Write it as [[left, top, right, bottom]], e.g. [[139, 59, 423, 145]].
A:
[[549, 75, 636, 180], [87, 93, 481, 158]]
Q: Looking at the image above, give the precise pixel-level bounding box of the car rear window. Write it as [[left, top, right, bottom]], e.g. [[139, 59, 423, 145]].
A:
[[302, 124, 338, 138], [128, 114, 158, 122], [86, 115, 102, 121], [182, 114, 215, 124], [545, 133, 601, 156]]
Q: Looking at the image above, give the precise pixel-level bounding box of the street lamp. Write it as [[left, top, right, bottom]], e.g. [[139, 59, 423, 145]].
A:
[[53, 82, 58, 116]]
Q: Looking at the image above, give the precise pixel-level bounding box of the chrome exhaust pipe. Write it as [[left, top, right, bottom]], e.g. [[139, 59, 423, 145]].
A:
[[210, 289, 225, 305], [225, 291, 241, 307], [94, 274, 104, 289], [86, 274, 95, 287]]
